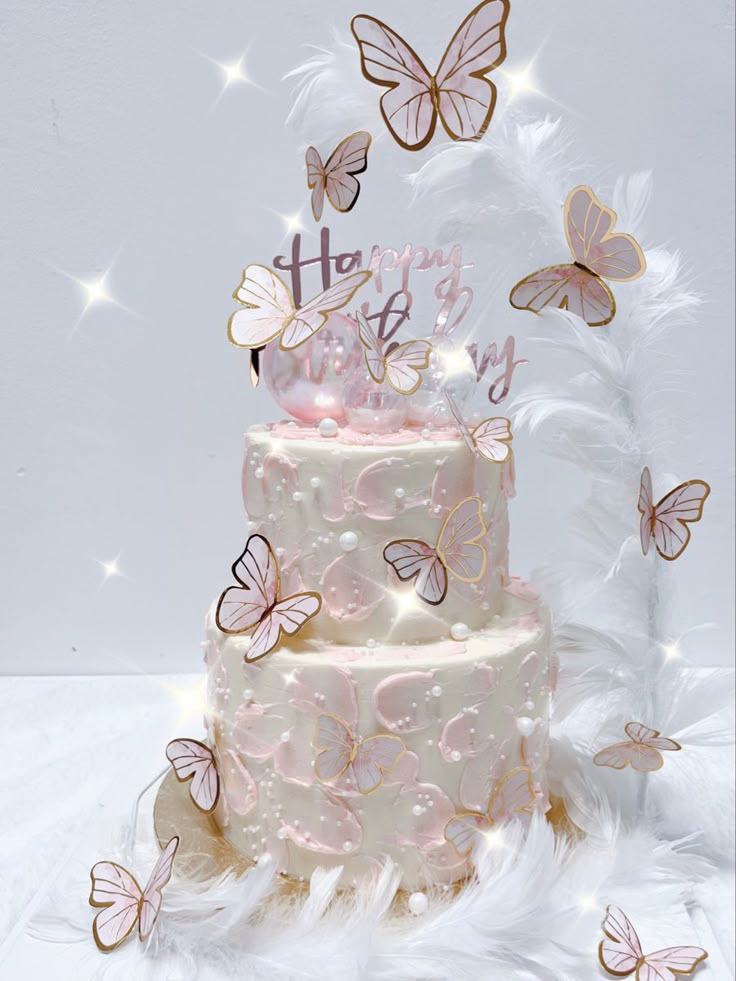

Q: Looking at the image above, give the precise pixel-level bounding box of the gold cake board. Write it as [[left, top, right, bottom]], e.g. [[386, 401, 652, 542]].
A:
[[154, 771, 582, 903]]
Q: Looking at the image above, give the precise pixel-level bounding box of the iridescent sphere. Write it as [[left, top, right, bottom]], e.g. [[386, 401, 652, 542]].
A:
[[262, 313, 363, 424], [407, 336, 477, 428], [343, 368, 408, 434]]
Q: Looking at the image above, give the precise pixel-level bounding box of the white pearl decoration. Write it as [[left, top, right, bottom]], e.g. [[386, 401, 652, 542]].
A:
[[450, 622, 470, 641], [431, 684, 443, 697], [408, 892, 429, 915], [339, 531, 359, 552], [516, 716, 536, 737], [318, 417, 339, 438]]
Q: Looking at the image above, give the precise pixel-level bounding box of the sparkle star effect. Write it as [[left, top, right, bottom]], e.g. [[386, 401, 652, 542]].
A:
[[57, 255, 134, 337], [202, 50, 265, 106], [577, 894, 600, 914], [164, 678, 209, 727], [500, 61, 543, 102], [96, 554, 128, 590]]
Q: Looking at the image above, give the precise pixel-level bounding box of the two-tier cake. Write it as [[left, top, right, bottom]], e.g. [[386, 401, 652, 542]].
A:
[[203, 305, 553, 888]]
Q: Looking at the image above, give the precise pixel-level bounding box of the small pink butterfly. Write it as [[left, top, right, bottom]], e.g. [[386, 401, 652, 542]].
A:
[[510, 185, 646, 327], [444, 767, 536, 856], [599, 905, 708, 980], [306, 132, 371, 222], [215, 534, 322, 662], [383, 496, 487, 606], [355, 310, 432, 395], [638, 466, 710, 561], [351, 1, 509, 151], [445, 389, 512, 463], [313, 714, 405, 795], [593, 722, 681, 772], [165, 738, 220, 814], [228, 265, 371, 351], [89, 836, 179, 952]]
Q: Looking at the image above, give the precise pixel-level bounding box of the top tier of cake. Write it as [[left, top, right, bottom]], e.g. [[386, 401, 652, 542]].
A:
[[241, 422, 513, 646]]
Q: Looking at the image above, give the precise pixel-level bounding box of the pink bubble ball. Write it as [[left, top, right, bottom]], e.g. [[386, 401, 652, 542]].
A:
[[262, 312, 363, 424], [343, 368, 408, 435]]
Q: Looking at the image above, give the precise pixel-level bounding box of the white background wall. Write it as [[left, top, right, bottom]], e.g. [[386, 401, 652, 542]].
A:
[[1, 0, 733, 674]]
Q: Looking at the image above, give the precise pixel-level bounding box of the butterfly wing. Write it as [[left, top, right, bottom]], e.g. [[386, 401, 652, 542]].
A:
[[436, 496, 488, 583], [638, 467, 655, 556], [471, 416, 513, 463], [280, 270, 372, 349], [638, 948, 709, 981], [384, 340, 432, 395], [324, 131, 371, 214], [444, 811, 490, 857], [650, 480, 711, 561], [383, 540, 448, 605], [444, 389, 475, 452], [215, 534, 279, 635], [509, 263, 615, 327], [305, 146, 326, 222], [138, 836, 179, 942], [351, 15, 436, 151], [165, 738, 220, 814], [565, 185, 646, 282], [487, 767, 536, 823], [434, 0, 509, 142], [356, 309, 385, 383], [313, 714, 354, 782], [599, 906, 644, 977], [351, 734, 405, 794], [244, 592, 322, 663], [228, 265, 295, 348], [593, 740, 639, 770], [89, 862, 142, 952]]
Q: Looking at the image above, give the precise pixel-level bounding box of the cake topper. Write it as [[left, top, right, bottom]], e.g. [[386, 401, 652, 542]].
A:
[[306, 132, 371, 222], [509, 185, 646, 327], [444, 767, 536, 856], [638, 466, 710, 561], [593, 722, 681, 772], [445, 389, 513, 463], [165, 738, 221, 814], [599, 905, 708, 979], [228, 264, 371, 351], [355, 309, 432, 395], [88, 836, 179, 952], [313, 713, 406, 794], [351, 1, 509, 151], [216, 534, 322, 661], [383, 497, 488, 606]]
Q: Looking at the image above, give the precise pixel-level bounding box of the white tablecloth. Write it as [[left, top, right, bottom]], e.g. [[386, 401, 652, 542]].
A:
[[1, 675, 733, 980]]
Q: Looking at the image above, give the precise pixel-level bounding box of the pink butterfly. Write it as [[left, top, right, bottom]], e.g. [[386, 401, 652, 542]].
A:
[[638, 466, 710, 562], [228, 265, 371, 351], [165, 738, 220, 814], [313, 714, 406, 795], [355, 310, 432, 395], [510, 185, 646, 327], [351, 1, 509, 151], [599, 905, 708, 980], [383, 496, 487, 606], [215, 534, 322, 662], [593, 722, 681, 772], [445, 389, 512, 463], [306, 132, 371, 222], [88, 836, 179, 952], [444, 767, 536, 856]]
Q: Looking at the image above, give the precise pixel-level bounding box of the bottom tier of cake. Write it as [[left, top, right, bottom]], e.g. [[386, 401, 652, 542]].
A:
[[203, 581, 553, 890]]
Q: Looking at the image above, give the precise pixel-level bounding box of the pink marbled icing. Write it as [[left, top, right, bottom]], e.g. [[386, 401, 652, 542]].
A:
[[268, 422, 463, 446]]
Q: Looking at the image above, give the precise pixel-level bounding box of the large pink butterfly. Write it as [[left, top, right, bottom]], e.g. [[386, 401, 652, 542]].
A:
[[89, 836, 179, 952], [638, 466, 710, 561], [306, 132, 371, 222], [351, 1, 509, 151], [215, 534, 322, 662], [593, 722, 681, 772], [313, 714, 405, 795], [228, 265, 371, 351], [355, 310, 432, 395], [445, 389, 513, 463], [444, 767, 536, 857], [510, 185, 646, 327], [165, 738, 220, 814], [599, 905, 708, 980], [383, 496, 488, 606]]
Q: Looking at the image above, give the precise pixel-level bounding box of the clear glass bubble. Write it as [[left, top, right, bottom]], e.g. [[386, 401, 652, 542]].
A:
[[407, 336, 477, 428], [343, 368, 408, 434]]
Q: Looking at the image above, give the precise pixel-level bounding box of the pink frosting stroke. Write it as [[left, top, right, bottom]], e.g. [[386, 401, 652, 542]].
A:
[[373, 671, 438, 732]]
